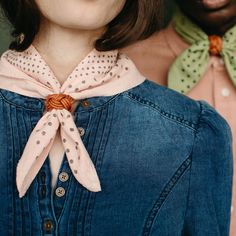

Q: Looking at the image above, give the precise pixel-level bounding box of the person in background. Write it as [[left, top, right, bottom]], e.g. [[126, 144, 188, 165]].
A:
[[124, 1, 236, 234]]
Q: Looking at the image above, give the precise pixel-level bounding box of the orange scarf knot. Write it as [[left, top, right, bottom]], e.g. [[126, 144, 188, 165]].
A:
[[208, 35, 222, 56], [45, 94, 75, 112]]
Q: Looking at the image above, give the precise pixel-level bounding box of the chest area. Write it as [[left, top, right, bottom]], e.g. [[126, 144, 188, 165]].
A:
[[0, 95, 194, 235]]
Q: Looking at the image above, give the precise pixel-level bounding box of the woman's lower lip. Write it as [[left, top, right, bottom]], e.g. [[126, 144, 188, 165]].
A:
[[201, 0, 231, 9]]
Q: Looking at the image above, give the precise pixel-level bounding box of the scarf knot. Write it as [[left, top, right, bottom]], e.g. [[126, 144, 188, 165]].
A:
[[46, 94, 75, 112], [208, 35, 222, 56]]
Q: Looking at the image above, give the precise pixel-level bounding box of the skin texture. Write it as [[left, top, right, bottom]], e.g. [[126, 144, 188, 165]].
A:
[[176, 0, 236, 35], [35, 0, 126, 30], [33, 0, 126, 83]]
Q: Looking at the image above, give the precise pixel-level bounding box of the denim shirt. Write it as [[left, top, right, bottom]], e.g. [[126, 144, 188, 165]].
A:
[[0, 80, 233, 236]]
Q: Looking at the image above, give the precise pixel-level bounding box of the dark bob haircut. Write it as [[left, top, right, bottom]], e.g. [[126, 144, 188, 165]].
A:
[[0, 0, 163, 52]]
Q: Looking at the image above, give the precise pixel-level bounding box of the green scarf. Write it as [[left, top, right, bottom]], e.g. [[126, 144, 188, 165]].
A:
[[168, 11, 236, 94]]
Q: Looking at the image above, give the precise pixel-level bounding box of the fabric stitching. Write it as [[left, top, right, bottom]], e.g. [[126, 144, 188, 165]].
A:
[[0, 90, 43, 112], [142, 157, 192, 236], [125, 92, 198, 131]]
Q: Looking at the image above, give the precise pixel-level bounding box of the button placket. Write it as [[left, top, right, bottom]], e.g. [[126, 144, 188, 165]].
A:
[[37, 160, 56, 234], [53, 158, 73, 219], [53, 107, 90, 220], [38, 171, 47, 199]]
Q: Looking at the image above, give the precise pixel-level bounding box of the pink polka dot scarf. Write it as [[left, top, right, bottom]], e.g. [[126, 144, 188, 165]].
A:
[[0, 45, 145, 198]]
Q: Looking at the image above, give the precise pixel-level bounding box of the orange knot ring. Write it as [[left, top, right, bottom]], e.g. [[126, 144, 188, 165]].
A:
[[208, 35, 222, 56], [45, 94, 75, 112]]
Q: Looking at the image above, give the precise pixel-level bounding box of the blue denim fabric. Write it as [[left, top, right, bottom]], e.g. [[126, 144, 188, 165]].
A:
[[0, 80, 233, 236]]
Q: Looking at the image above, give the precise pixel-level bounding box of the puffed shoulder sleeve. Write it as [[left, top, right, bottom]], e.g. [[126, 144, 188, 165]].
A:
[[182, 101, 233, 236]]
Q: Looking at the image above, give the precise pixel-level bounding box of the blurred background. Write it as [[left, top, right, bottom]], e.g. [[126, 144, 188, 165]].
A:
[[0, 9, 11, 54], [0, 0, 175, 55]]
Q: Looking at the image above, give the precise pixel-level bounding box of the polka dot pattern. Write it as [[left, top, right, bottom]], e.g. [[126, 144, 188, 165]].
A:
[[3, 49, 60, 92], [168, 11, 236, 94], [1, 45, 145, 198]]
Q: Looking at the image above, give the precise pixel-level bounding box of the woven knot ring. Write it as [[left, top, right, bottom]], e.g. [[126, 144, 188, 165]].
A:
[[208, 35, 222, 56], [45, 94, 75, 112]]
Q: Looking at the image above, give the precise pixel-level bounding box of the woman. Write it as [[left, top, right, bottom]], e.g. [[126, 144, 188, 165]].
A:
[[0, 0, 233, 235], [124, 0, 236, 234]]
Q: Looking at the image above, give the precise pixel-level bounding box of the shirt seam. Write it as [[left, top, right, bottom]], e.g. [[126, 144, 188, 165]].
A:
[[125, 92, 198, 131], [142, 157, 192, 236]]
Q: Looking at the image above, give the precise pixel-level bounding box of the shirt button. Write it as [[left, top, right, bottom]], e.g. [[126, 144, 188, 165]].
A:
[[44, 219, 53, 231], [55, 187, 65, 197], [221, 88, 230, 97], [81, 100, 90, 108], [219, 59, 225, 65], [59, 172, 69, 182], [78, 127, 85, 136]]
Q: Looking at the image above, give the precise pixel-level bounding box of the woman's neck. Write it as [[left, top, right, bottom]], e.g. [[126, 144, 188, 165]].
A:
[[33, 18, 104, 84]]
